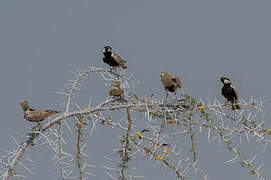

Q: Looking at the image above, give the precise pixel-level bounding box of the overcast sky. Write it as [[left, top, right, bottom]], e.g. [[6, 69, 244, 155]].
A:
[[0, 0, 271, 179]]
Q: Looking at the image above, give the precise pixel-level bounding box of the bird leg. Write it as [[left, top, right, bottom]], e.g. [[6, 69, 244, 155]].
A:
[[109, 67, 117, 74], [163, 91, 169, 104], [120, 96, 128, 104], [36, 122, 42, 130], [231, 102, 241, 110], [109, 67, 120, 79], [112, 95, 127, 104], [223, 101, 231, 109], [174, 92, 178, 100], [115, 95, 127, 104], [112, 67, 117, 73], [31, 122, 41, 131]]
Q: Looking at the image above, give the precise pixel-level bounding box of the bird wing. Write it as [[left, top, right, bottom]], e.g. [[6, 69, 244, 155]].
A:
[[112, 53, 126, 63], [112, 53, 128, 68], [160, 76, 170, 89], [39, 110, 59, 120], [170, 76, 181, 88], [44, 109, 60, 113], [231, 85, 239, 101], [26, 110, 46, 122]]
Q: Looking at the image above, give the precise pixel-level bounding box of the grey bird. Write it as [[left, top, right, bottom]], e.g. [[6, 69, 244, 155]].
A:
[[160, 72, 181, 98], [20, 100, 60, 125], [109, 79, 124, 98]]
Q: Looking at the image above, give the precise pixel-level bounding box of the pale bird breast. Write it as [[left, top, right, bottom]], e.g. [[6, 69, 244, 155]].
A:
[[161, 76, 171, 86], [109, 86, 123, 96]]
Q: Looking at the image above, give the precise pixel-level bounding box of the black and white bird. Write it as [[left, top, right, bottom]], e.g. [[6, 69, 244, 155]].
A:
[[219, 77, 241, 110], [103, 46, 128, 69]]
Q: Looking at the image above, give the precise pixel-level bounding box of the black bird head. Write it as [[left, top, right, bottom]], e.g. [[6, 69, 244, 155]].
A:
[[103, 46, 112, 53], [219, 77, 231, 85]]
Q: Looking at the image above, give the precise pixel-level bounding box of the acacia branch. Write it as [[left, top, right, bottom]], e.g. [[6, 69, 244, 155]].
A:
[[1, 66, 269, 180]]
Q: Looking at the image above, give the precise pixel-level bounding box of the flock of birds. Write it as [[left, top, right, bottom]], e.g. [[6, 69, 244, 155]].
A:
[[20, 46, 241, 126]]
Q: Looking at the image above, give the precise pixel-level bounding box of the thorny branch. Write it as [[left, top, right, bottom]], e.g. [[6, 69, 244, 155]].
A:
[[75, 114, 84, 180], [119, 108, 132, 180], [1, 67, 270, 180], [56, 122, 64, 177]]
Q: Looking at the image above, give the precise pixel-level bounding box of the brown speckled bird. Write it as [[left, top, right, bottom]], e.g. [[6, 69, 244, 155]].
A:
[[20, 100, 60, 124], [103, 46, 128, 69], [160, 72, 181, 97], [109, 79, 124, 98], [219, 77, 241, 110]]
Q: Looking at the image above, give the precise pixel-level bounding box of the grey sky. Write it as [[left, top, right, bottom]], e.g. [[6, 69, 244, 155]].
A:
[[0, 0, 271, 179]]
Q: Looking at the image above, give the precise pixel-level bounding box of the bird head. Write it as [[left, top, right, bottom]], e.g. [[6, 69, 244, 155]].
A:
[[20, 100, 29, 111], [103, 46, 112, 53], [160, 72, 169, 78], [219, 77, 231, 84], [111, 79, 121, 86]]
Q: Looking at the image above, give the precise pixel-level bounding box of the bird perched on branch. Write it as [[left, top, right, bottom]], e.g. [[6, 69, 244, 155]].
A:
[[103, 46, 128, 69], [20, 100, 60, 125], [219, 77, 241, 110], [160, 72, 181, 97], [109, 79, 124, 98]]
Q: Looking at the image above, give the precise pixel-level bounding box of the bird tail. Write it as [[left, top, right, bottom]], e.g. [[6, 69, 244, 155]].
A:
[[120, 60, 128, 69], [120, 64, 128, 69], [231, 104, 241, 110]]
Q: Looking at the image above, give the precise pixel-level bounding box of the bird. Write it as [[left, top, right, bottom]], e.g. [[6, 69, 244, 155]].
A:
[[20, 100, 60, 125], [103, 46, 128, 69], [109, 79, 124, 98], [219, 77, 241, 110], [160, 72, 181, 98]]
